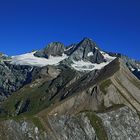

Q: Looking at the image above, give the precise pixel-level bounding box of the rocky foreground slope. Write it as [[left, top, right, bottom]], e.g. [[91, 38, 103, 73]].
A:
[[0, 38, 140, 140]]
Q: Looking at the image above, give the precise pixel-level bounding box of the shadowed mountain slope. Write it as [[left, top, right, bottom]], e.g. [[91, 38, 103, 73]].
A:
[[0, 38, 140, 140]]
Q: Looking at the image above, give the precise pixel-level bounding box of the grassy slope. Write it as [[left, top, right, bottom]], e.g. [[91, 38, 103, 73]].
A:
[[86, 111, 108, 140], [0, 67, 77, 117], [0, 59, 120, 119], [1, 58, 140, 136]]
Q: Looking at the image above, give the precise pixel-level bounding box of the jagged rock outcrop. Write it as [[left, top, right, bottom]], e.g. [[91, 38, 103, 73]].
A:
[[34, 42, 65, 58], [67, 38, 105, 63], [108, 52, 140, 79], [98, 106, 140, 140], [0, 106, 140, 140], [0, 61, 33, 101], [0, 119, 46, 140]]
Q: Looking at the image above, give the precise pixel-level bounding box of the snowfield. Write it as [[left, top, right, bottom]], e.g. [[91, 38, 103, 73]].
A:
[[71, 60, 110, 71], [87, 52, 94, 57], [10, 52, 68, 67], [71, 59, 114, 71], [100, 51, 116, 61], [10, 49, 116, 71], [71, 51, 116, 71]]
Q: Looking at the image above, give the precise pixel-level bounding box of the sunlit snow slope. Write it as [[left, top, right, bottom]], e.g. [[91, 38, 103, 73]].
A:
[[71, 51, 116, 71], [11, 52, 68, 67]]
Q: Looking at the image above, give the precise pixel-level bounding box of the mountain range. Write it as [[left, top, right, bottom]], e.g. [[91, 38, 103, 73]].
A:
[[0, 38, 140, 140]]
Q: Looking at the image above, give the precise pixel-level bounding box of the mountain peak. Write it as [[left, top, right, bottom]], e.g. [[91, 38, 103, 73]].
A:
[[81, 37, 93, 42], [45, 42, 65, 56], [34, 42, 65, 58], [66, 37, 105, 64], [78, 37, 97, 48]]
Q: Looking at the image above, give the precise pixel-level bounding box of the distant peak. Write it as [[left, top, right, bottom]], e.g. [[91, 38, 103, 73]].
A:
[[46, 42, 65, 55], [34, 41, 65, 58], [81, 37, 93, 43], [75, 37, 98, 52], [78, 37, 96, 46]]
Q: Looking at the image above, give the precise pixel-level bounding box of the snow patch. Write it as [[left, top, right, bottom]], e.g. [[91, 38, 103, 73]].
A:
[[71, 60, 112, 71], [10, 52, 68, 67], [71, 51, 116, 71], [87, 52, 93, 57], [66, 46, 73, 51], [130, 67, 135, 71], [100, 51, 116, 61]]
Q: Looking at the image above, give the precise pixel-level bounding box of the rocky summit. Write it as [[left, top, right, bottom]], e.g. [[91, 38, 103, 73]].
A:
[[0, 38, 140, 140]]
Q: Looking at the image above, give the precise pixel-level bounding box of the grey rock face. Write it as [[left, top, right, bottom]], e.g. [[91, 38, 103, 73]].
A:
[[98, 106, 140, 140], [0, 120, 47, 140], [0, 113, 98, 140], [121, 55, 140, 79], [65, 44, 77, 55], [1, 106, 140, 140], [68, 38, 105, 63], [48, 106, 140, 140], [48, 113, 98, 140], [0, 61, 33, 101], [34, 42, 65, 58]]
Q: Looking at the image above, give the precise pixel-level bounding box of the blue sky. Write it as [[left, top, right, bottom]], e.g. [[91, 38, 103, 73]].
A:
[[0, 0, 140, 60]]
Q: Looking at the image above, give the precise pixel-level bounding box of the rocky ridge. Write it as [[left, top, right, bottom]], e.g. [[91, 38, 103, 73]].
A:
[[0, 38, 140, 140]]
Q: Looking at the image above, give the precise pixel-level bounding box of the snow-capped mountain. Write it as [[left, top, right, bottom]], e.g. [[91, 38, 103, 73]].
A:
[[10, 38, 116, 71], [1, 38, 140, 140]]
